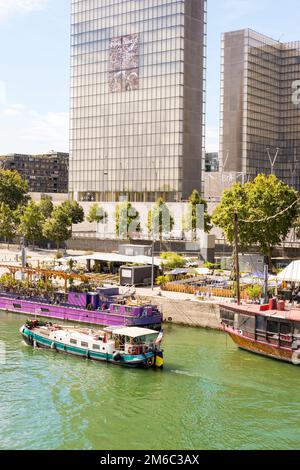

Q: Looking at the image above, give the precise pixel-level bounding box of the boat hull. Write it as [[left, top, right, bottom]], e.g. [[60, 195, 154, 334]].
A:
[[0, 295, 162, 329], [225, 327, 299, 365], [20, 327, 161, 369]]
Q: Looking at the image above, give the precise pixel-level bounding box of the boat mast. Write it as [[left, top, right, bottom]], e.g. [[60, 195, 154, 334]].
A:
[[234, 210, 241, 305]]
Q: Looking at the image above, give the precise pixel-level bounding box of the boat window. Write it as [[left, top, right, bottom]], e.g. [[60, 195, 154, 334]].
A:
[[220, 308, 235, 326], [280, 323, 292, 335], [256, 316, 265, 331], [81, 341, 88, 347], [13, 303, 22, 309], [294, 322, 300, 336], [113, 305, 120, 313], [41, 308, 49, 313], [93, 344, 100, 350], [267, 320, 279, 334], [70, 339, 77, 345], [238, 315, 255, 333]]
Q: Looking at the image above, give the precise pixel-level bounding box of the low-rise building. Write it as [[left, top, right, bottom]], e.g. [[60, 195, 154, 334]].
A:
[[0, 152, 69, 193]]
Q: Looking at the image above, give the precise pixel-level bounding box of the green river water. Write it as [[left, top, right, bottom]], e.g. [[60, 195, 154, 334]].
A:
[[0, 311, 300, 450]]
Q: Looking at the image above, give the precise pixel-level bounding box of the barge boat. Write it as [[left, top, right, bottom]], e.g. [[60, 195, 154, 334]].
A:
[[20, 320, 164, 369], [0, 287, 162, 329], [220, 302, 300, 365]]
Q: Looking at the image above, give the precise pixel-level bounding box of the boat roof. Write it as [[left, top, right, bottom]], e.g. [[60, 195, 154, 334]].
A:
[[109, 327, 158, 338], [220, 303, 300, 322]]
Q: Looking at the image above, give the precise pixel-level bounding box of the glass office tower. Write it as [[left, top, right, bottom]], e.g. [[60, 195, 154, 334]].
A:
[[70, 0, 206, 202], [220, 29, 300, 191]]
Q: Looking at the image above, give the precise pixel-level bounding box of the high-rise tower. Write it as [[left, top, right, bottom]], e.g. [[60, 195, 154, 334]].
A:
[[70, 0, 207, 202], [220, 29, 300, 191]]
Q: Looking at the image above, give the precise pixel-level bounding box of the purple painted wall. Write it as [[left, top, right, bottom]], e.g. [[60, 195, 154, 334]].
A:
[[0, 296, 162, 328], [68, 292, 87, 308]]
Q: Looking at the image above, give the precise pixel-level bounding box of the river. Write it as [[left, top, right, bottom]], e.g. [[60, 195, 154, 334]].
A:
[[0, 311, 300, 450]]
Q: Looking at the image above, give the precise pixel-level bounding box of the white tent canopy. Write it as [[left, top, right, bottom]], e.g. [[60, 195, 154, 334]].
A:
[[61, 253, 167, 267], [277, 261, 300, 282]]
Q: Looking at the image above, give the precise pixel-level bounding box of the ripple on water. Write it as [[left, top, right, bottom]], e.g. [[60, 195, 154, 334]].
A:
[[1, 313, 300, 449]]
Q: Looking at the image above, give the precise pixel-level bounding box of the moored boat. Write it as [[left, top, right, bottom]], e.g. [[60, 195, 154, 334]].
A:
[[20, 320, 164, 369], [0, 287, 162, 330], [220, 302, 300, 365]]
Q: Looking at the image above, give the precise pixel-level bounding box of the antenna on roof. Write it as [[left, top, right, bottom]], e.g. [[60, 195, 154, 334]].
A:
[[278, 33, 285, 43]]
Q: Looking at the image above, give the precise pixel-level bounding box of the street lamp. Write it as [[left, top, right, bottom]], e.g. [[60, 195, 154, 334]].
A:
[[151, 236, 155, 291]]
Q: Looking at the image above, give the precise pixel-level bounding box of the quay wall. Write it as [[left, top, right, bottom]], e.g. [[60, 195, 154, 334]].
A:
[[144, 296, 221, 330]]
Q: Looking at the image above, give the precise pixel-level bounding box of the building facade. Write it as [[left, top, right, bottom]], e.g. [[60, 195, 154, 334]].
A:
[[0, 152, 69, 193], [220, 29, 300, 191], [205, 152, 219, 172], [70, 0, 206, 203]]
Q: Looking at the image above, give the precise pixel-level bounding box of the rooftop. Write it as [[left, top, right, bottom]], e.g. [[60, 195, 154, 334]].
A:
[[221, 303, 300, 322]]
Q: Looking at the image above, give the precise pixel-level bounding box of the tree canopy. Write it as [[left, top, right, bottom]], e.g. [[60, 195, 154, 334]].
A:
[[61, 200, 85, 225], [147, 197, 174, 240], [0, 203, 18, 246], [42, 206, 72, 249], [160, 252, 187, 270], [115, 201, 141, 239], [212, 174, 298, 258], [0, 170, 29, 210], [39, 196, 54, 219], [87, 203, 108, 224], [182, 190, 212, 238], [19, 201, 45, 249]]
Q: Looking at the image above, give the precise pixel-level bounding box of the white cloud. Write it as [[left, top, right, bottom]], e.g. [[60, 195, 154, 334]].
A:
[[3, 104, 25, 116], [0, 0, 48, 20], [0, 106, 69, 154], [205, 126, 219, 153], [22, 110, 69, 147], [0, 81, 7, 105]]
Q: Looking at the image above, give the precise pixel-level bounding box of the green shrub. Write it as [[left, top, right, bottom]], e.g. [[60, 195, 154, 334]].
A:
[[246, 285, 263, 301]]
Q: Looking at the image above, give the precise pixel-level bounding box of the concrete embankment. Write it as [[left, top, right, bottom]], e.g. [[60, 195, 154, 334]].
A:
[[135, 289, 222, 329]]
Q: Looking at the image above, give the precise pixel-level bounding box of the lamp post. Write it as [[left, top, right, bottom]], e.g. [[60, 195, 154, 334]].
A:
[[151, 237, 155, 291]]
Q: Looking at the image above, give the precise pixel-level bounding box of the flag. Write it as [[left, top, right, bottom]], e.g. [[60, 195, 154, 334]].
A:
[[155, 329, 164, 344]]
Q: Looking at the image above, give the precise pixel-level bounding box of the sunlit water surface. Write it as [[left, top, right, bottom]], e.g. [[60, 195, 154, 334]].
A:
[[0, 311, 300, 450]]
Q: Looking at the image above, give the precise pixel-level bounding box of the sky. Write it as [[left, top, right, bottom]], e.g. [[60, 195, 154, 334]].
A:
[[0, 0, 299, 154]]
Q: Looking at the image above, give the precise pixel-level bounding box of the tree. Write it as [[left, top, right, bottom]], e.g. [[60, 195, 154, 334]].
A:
[[87, 203, 108, 224], [42, 206, 72, 250], [147, 197, 174, 241], [18, 201, 45, 249], [182, 190, 212, 239], [61, 200, 84, 225], [160, 252, 187, 270], [212, 174, 298, 262], [115, 201, 141, 239], [39, 196, 54, 219], [0, 203, 18, 247], [0, 170, 29, 210]]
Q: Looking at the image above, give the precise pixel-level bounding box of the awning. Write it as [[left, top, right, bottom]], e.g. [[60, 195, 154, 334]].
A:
[[107, 327, 158, 338], [61, 253, 167, 267], [277, 261, 300, 282]]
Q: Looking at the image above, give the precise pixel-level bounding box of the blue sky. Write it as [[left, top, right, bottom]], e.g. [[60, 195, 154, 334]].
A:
[[0, 0, 299, 154]]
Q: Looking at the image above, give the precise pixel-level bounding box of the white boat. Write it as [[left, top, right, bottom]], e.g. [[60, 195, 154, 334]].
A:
[[20, 320, 164, 369]]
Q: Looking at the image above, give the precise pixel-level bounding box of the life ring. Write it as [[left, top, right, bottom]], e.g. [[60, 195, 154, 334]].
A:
[[292, 350, 300, 366], [238, 330, 243, 336], [128, 346, 136, 355]]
